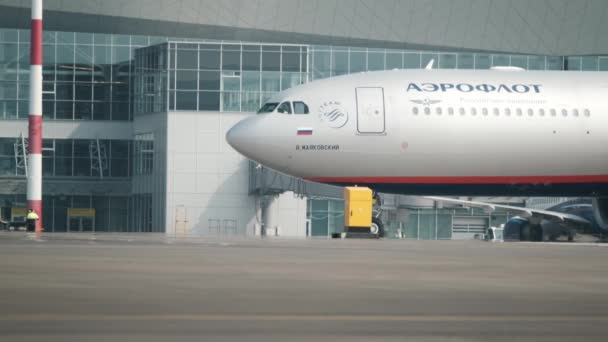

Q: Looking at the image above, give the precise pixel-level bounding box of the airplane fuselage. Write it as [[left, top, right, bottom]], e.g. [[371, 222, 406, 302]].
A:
[[226, 69, 608, 196]]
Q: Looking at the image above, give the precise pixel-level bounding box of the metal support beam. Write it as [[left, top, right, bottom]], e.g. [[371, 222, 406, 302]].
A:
[[14, 133, 28, 177], [89, 138, 107, 179]]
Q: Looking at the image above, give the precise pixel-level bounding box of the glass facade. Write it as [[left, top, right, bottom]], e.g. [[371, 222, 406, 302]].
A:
[[133, 44, 168, 114], [135, 42, 308, 114], [305, 203, 515, 240], [308, 46, 608, 81], [0, 29, 167, 120], [0, 138, 131, 178], [0, 193, 130, 232], [402, 209, 455, 240], [3, 26, 608, 234], [3, 27, 608, 122], [134, 42, 608, 117], [307, 199, 345, 237]]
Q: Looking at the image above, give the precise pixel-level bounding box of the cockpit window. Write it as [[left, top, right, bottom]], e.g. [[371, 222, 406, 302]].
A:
[[293, 101, 309, 114], [277, 102, 292, 114], [257, 102, 279, 114]]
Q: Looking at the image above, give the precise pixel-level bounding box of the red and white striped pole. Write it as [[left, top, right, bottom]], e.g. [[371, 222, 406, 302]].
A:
[[28, 0, 43, 232]]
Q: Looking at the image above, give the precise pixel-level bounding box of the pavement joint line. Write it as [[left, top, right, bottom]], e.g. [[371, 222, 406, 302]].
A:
[[1, 314, 608, 322]]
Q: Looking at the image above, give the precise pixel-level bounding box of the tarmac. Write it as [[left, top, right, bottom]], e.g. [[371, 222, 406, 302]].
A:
[[0, 232, 607, 341]]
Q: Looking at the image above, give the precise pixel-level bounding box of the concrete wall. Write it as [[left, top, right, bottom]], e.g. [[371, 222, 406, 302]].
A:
[[264, 192, 308, 237], [165, 111, 257, 236]]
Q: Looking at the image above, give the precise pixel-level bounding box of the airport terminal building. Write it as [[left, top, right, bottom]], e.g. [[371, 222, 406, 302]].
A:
[[0, 0, 606, 236]]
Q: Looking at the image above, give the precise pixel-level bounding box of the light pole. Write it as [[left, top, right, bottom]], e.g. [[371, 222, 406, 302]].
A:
[[27, 0, 43, 232]]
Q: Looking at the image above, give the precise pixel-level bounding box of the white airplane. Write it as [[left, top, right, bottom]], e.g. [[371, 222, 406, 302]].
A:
[[226, 67, 608, 237]]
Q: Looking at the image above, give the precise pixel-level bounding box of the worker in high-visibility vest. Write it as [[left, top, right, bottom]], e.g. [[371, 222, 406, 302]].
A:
[[26, 209, 39, 232]]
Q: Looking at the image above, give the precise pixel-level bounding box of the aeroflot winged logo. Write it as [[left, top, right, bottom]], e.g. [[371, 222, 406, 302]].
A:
[[407, 83, 543, 94], [410, 98, 441, 106], [319, 101, 348, 128]]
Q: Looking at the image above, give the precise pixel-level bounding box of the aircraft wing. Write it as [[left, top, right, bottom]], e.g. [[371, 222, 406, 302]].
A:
[[424, 196, 591, 225]]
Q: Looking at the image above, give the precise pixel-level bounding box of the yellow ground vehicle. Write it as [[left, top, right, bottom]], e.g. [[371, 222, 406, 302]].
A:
[[344, 187, 384, 238]]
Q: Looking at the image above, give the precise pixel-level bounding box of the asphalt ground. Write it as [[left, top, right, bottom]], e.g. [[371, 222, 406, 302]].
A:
[[0, 232, 607, 341]]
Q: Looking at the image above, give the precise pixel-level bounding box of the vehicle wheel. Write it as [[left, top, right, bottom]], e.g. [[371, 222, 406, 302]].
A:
[[371, 217, 384, 239]]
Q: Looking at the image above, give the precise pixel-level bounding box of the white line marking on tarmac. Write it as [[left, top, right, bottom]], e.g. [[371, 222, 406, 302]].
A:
[[514, 242, 608, 247], [1, 314, 608, 322]]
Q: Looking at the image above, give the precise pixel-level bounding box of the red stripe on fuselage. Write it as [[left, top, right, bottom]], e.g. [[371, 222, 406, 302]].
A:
[[30, 20, 42, 65], [306, 175, 608, 184]]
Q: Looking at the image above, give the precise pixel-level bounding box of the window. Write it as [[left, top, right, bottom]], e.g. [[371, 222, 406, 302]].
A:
[[436, 107, 442, 115], [459, 107, 465, 115], [528, 56, 545, 70], [199, 71, 220, 90], [527, 109, 533, 116], [263, 50, 281, 72], [421, 53, 438, 69], [493, 108, 499, 116], [572, 109, 579, 117], [412, 107, 419, 115], [424, 107, 430, 115], [457, 54, 474, 69], [550, 109, 557, 117], [199, 91, 220, 111], [505, 108, 511, 116], [447, 107, 454, 115], [539, 108, 545, 117], [277, 101, 292, 114], [257, 102, 278, 114], [582, 57, 598, 71], [222, 50, 241, 71], [109, 140, 130, 177], [561, 109, 568, 117], [516, 108, 522, 116], [404, 53, 421, 69], [475, 54, 491, 69], [293, 101, 309, 114], [73, 139, 91, 177], [199, 50, 220, 70], [176, 70, 197, 89], [134, 133, 153, 176], [175, 91, 197, 110], [242, 50, 260, 71], [482, 108, 488, 116], [54, 140, 73, 176], [368, 52, 385, 71], [439, 54, 456, 69], [584, 109, 591, 117], [471, 108, 477, 116], [177, 49, 198, 69], [510, 55, 527, 69], [386, 53, 403, 69]]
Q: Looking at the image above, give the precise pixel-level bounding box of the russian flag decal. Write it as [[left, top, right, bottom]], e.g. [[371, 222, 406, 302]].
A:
[[297, 128, 313, 136]]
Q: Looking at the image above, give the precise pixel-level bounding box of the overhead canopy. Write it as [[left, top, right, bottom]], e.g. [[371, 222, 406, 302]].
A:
[[0, 0, 606, 56]]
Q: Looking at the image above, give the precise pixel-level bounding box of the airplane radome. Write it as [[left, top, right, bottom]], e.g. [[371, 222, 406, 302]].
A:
[[226, 68, 608, 230]]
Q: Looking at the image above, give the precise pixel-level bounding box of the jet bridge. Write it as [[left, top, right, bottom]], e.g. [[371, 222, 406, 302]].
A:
[[248, 161, 342, 199]]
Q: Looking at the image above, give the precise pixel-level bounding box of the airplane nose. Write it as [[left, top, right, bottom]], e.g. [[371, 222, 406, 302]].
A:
[[226, 115, 290, 172], [225, 120, 244, 153], [226, 116, 257, 158]]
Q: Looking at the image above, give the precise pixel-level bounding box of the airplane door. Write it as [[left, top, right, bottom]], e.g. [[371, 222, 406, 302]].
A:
[[356, 87, 385, 134]]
